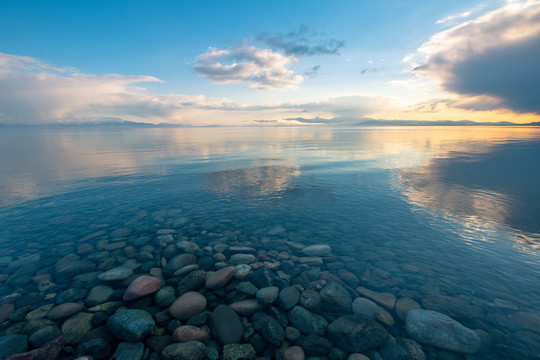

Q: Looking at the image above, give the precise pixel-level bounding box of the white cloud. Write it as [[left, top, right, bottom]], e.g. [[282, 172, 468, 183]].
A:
[[0, 52, 246, 124], [0, 52, 391, 125], [407, 0, 540, 114], [435, 11, 472, 24], [193, 44, 303, 90]]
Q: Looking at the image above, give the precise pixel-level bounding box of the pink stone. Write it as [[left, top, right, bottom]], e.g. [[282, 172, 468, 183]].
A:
[[172, 325, 208, 343], [283, 346, 305, 360], [169, 291, 207, 320], [205, 266, 236, 290], [6, 335, 63, 360], [46, 303, 84, 321], [0, 274, 8, 281], [123, 275, 163, 301], [77, 243, 94, 255], [32, 274, 51, 285]]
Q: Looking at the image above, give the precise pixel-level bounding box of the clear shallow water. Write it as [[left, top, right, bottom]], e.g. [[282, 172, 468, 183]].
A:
[[1, 126, 539, 359]]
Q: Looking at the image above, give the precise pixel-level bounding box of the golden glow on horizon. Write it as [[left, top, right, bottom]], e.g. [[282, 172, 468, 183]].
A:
[[370, 107, 540, 124]]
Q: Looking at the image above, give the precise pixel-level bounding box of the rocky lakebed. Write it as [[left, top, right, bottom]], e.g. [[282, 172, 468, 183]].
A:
[[0, 211, 538, 360]]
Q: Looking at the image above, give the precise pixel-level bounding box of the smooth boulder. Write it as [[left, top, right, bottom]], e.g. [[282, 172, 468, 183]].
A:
[[405, 309, 481, 354], [106, 309, 155, 341]]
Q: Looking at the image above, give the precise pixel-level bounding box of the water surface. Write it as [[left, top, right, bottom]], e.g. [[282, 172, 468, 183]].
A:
[[1, 126, 539, 358]]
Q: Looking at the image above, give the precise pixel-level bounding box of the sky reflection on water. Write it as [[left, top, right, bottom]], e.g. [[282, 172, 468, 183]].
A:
[[1, 125, 540, 253]]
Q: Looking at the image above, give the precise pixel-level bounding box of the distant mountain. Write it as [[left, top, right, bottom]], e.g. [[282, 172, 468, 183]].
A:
[[351, 119, 540, 127]]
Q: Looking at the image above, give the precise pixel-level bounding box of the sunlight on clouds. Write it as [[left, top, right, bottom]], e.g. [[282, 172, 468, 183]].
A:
[[194, 44, 303, 90], [436, 11, 472, 24], [405, 0, 540, 116]]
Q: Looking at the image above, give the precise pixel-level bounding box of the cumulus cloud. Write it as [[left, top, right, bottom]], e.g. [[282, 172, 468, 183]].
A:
[[257, 25, 345, 56], [408, 1, 540, 114], [0, 52, 391, 125], [0, 52, 245, 124], [193, 44, 303, 90]]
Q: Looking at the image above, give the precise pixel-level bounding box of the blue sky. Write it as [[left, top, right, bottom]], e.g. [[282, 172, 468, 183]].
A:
[[1, 0, 539, 125]]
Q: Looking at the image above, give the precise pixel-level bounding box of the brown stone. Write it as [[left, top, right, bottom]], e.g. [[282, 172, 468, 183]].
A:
[[169, 292, 207, 320], [172, 325, 208, 343], [123, 275, 162, 301], [205, 266, 236, 290]]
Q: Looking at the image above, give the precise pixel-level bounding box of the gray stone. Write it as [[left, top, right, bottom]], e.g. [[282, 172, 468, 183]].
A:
[[56, 288, 88, 304], [234, 264, 252, 279], [405, 309, 481, 354], [320, 282, 352, 314], [285, 326, 301, 342], [111, 342, 143, 360], [421, 295, 481, 323], [209, 304, 243, 345], [0, 334, 28, 359], [300, 290, 321, 311], [156, 286, 177, 307], [228, 246, 257, 254], [86, 285, 114, 306], [106, 309, 155, 341], [278, 286, 300, 310], [164, 254, 198, 277], [256, 286, 279, 305], [379, 344, 412, 360], [29, 325, 62, 348], [98, 267, 133, 281], [62, 312, 94, 346], [288, 306, 328, 336], [55, 255, 96, 279], [395, 297, 420, 322], [237, 281, 258, 295], [302, 244, 332, 257], [356, 287, 396, 311], [395, 337, 426, 360], [222, 343, 256, 360], [177, 269, 206, 294], [252, 311, 285, 347], [75, 338, 112, 360], [161, 341, 206, 360], [329, 348, 347, 360], [352, 297, 379, 318], [327, 314, 388, 353], [176, 241, 199, 253], [250, 268, 274, 288], [300, 334, 333, 356], [229, 254, 257, 265]]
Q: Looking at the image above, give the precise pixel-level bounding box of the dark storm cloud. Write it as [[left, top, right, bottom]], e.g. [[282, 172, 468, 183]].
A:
[[411, 1, 540, 114], [446, 35, 540, 114]]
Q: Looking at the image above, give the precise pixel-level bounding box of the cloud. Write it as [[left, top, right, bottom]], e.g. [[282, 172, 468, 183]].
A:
[[0, 52, 391, 125], [361, 67, 384, 74], [436, 11, 472, 24], [193, 44, 303, 90], [257, 25, 345, 56], [0, 52, 247, 124], [408, 1, 540, 114], [303, 65, 321, 79]]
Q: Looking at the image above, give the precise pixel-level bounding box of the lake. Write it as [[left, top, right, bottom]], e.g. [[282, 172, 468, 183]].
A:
[[0, 126, 539, 359]]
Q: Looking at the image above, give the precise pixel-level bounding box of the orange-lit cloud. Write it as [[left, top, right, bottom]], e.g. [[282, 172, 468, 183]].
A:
[[406, 0, 540, 116]]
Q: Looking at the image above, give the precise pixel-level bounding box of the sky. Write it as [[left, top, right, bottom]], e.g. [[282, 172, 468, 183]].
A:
[[1, 0, 539, 126]]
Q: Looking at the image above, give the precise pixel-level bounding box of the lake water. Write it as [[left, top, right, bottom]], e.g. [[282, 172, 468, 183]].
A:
[[0, 126, 539, 359]]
